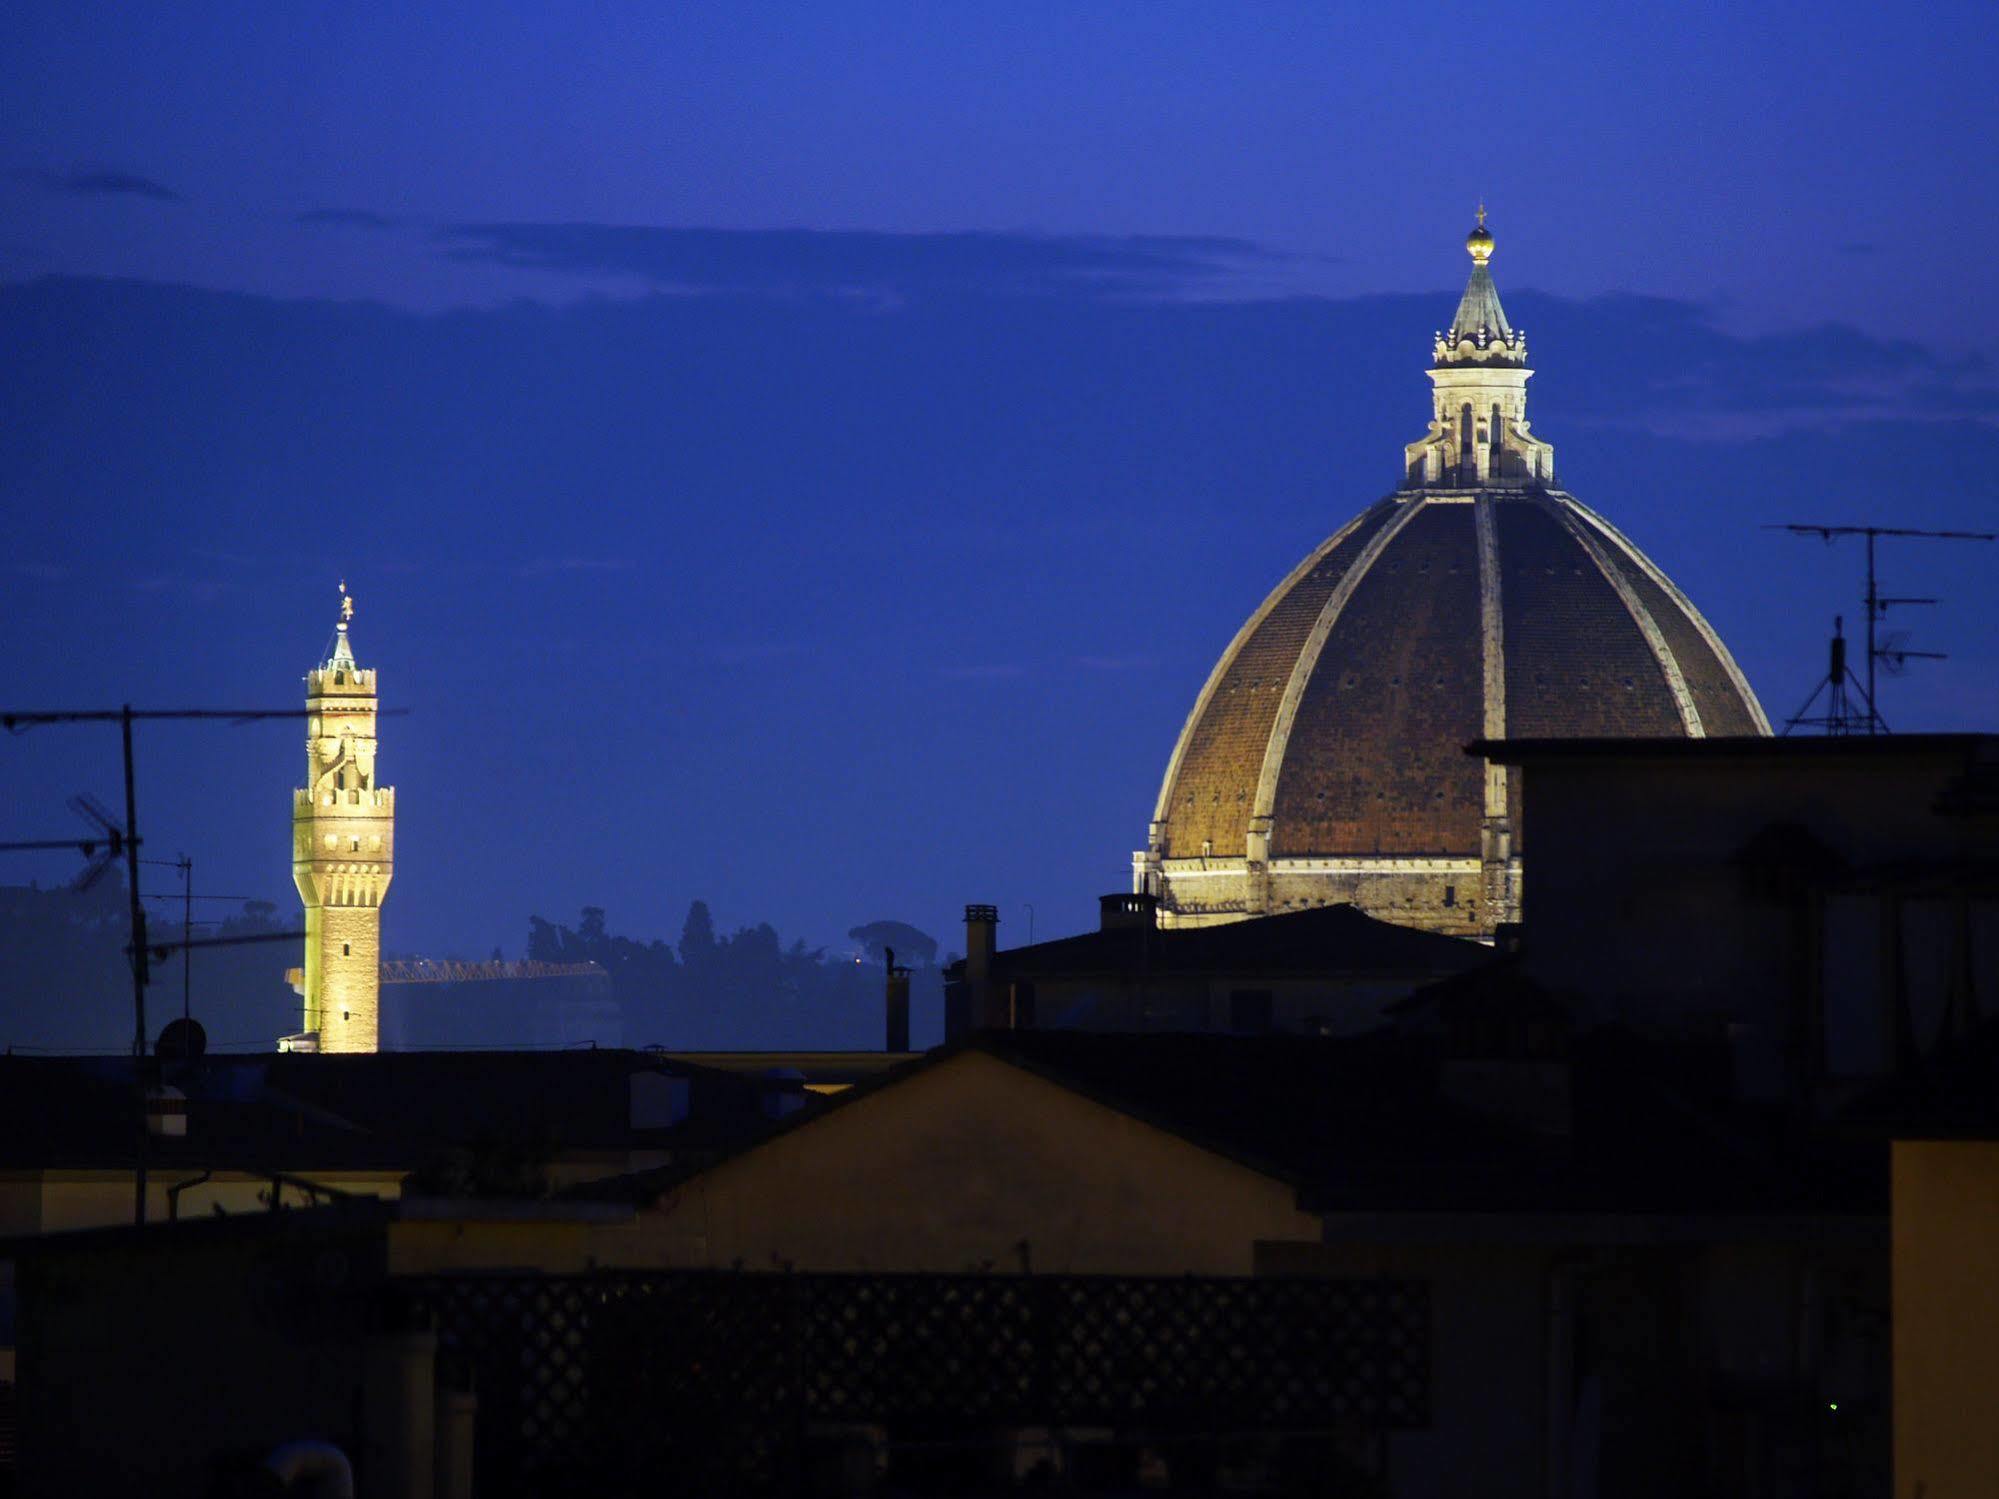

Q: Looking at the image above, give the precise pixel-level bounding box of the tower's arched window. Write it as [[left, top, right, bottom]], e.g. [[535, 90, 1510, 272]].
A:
[[1492, 402, 1504, 473], [1459, 402, 1473, 475]]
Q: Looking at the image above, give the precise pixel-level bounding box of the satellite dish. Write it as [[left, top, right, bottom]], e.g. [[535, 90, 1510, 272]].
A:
[[157, 1017, 208, 1060]]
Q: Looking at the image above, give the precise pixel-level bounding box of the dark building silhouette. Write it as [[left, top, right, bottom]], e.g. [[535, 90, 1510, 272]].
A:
[[943, 895, 1487, 1038]]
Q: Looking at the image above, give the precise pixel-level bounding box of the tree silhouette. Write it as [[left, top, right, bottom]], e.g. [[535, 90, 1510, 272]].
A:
[[847, 920, 939, 967], [679, 900, 717, 964], [527, 900, 944, 1050]]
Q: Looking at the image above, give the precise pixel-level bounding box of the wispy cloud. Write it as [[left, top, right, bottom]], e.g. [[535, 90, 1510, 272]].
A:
[[189, 546, 265, 568], [1533, 291, 1998, 436], [436, 224, 1271, 302], [515, 557, 641, 577], [133, 574, 227, 603], [296, 208, 401, 230], [1074, 654, 1156, 672], [10, 166, 182, 202], [708, 641, 813, 665]]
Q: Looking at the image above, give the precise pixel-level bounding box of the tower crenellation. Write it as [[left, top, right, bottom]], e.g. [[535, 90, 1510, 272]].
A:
[[287, 582, 393, 1053]]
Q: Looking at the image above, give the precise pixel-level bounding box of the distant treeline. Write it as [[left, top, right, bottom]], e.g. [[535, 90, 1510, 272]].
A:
[[525, 904, 947, 1050], [0, 877, 296, 1053], [0, 882, 946, 1053]]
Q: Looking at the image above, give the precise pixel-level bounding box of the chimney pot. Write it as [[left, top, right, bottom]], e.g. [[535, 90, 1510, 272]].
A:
[[1099, 892, 1159, 932], [884, 957, 912, 1053], [961, 903, 1003, 1032]]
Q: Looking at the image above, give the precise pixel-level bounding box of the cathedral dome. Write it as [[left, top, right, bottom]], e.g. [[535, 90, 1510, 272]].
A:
[[1135, 219, 1768, 939]]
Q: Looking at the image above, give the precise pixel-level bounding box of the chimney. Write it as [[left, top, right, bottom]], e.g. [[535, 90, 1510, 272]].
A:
[[1099, 891, 1158, 932], [964, 904, 1004, 1029], [884, 947, 911, 1053]]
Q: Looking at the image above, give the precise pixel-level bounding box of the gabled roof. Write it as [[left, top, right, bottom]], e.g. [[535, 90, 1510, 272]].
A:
[[0, 1055, 402, 1173], [263, 1049, 759, 1152], [1473, 733, 1999, 763], [575, 1028, 1882, 1222], [1386, 952, 1570, 1028], [0, 1049, 771, 1173], [950, 903, 1487, 982]]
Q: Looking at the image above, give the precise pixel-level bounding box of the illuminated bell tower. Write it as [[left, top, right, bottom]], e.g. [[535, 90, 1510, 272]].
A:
[[290, 584, 394, 1053]]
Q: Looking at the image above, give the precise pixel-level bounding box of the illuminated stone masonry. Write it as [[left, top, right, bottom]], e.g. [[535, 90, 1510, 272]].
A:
[[285, 584, 394, 1053], [1135, 216, 1768, 940]]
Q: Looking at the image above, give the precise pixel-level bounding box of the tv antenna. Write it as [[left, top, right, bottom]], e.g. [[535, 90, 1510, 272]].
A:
[[1782, 616, 1895, 734], [1768, 523, 1994, 734], [3, 704, 398, 1224]]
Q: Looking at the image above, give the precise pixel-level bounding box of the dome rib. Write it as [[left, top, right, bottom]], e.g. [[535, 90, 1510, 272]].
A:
[[1562, 501, 1773, 735], [1543, 495, 1705, 735], [1249, 499, 1429, 834], [1473, 495, 1508, 821], [1150, 502, 1393, 840]]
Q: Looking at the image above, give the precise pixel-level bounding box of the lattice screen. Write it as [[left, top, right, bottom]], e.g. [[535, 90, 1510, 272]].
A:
[[407, 1269, 1427, 1493]]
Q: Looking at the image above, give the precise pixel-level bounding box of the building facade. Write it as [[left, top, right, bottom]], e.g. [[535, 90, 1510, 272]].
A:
[[1136, 216, 1768, 939], [1481, 733, 1999, 1095], [288, 585, 394, 1053]]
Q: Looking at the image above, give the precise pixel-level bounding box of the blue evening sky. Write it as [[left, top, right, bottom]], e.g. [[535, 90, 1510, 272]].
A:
[[3, 3, 1996, 1044]]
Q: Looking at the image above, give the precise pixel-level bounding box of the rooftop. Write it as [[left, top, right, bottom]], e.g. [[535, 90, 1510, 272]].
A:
[[947, 902, 1488, 981], [1472, 732, 1999, 763], [581, 1027, 1884, 1223], [0, 1048, 776, 1174]]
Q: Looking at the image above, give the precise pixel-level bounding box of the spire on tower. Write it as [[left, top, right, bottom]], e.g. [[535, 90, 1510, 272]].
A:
[[329, 580, 356, 668]]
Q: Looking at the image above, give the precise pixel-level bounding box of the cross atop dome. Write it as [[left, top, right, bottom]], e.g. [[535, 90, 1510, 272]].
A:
[[1466, 202, 1493, 264]]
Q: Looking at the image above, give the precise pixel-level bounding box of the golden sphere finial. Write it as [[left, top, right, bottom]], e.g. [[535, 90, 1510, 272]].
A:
[[1466, 202, 1494, 265]]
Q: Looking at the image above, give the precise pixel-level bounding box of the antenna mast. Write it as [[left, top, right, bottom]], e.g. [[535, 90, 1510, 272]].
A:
[[1769, 523, 1994, 733]]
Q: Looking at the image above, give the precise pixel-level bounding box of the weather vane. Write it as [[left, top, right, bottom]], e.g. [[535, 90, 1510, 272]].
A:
[[338, 579, 354, 624], [1475, 200, 1486, 229]]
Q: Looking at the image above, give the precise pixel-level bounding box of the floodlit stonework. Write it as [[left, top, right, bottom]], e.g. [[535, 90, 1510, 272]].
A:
[[1136, 216, 1769, 939], [289, 585, 394, 1052]]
